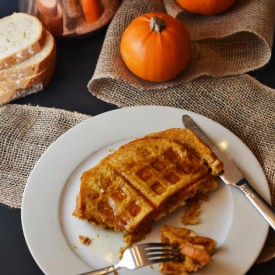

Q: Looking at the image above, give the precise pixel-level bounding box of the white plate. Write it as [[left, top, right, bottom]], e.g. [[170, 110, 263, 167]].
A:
[[22, 106, 270, 275]]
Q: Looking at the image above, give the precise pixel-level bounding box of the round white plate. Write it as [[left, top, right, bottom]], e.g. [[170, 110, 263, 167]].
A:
[[22, 106, 270, 275]]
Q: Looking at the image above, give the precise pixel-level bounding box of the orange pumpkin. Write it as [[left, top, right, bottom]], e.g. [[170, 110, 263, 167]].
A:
[[120, 12, 191, 82], [176, 0, 236, 16]]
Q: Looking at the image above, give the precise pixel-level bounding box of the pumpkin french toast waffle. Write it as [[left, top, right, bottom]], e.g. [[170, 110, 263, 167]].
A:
[[73, 128, 223, 244]]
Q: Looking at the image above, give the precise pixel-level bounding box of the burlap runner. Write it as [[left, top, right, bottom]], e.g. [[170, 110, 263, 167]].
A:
[[0, 104, 89, 208], [86, 0, 275, 263], [164, 0, 275, 80]]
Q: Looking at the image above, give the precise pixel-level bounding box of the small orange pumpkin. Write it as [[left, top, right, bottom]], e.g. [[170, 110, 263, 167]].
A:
[[176, 0, 236, 16], [120, 12, 191, 82]]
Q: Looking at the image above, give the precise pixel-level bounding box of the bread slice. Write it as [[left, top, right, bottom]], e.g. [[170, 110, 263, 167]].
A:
[[0, 30, 56, 81], [0, 13, 44, 69], [0, 59, 55, 105], [73, 129, 223, 245], [0, 60, 54, 90]]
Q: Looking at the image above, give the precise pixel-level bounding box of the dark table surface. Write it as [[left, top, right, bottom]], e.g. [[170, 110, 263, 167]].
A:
[[0, 1, 274, 274]]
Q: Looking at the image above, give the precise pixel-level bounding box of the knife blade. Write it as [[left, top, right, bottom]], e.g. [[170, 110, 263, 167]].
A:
[[182, 114, 275, 230]]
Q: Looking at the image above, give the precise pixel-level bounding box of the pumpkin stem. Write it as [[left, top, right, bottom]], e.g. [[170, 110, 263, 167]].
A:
[[150, 17, 166, 32]]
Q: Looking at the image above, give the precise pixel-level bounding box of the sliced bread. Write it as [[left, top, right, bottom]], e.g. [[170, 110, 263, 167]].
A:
[[0, 30, 56, 81], [0, 59, 56, 105], [0, 13, 44, 69], [0, 60, 55, 91]]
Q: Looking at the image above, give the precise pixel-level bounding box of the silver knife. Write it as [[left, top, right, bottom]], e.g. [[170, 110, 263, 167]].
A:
[[182, 114, 275, 230]]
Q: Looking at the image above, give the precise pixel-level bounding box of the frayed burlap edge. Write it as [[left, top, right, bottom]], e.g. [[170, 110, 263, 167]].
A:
[[0, 104, 89, 208], [88, 0, 275, 91]]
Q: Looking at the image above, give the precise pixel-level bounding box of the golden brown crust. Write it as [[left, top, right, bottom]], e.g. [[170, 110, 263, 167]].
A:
[[146, 128, 223, 176], [107, 137, 210, 208]]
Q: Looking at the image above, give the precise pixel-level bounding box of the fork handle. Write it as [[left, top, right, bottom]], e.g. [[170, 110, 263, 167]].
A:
[[81, 265, 116, 275], [237, 179, 275, 230]]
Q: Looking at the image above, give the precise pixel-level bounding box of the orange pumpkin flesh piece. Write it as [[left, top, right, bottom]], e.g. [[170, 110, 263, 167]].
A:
[[120, 12, 191, 83], [176, 0, 236, 16]]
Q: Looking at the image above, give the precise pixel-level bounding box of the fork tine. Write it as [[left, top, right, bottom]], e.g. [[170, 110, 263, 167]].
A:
[[145, 248, 179, 253], [147, 252, 181, 257], [130, 243, 181, 266], [143, 242, 175, 247], [148, 256, 179, 264], [142, 243, 177, 251], [139, 242, 182, 264]]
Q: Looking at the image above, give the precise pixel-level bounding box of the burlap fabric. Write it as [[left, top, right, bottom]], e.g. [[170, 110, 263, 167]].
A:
[[86, 0, 275, 263], [0, 104, 89, 208], [88, 0, 275, 89], [164, 0, 275, 80], [0, 0, 274, 265]]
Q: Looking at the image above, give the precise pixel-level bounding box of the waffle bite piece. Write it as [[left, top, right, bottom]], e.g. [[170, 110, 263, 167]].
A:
[[73, 128, 223, 244], [160, 225, 216, 275]]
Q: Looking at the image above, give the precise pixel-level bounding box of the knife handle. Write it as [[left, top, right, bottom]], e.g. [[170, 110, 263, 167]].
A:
[[237, 179, 275, 230]]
